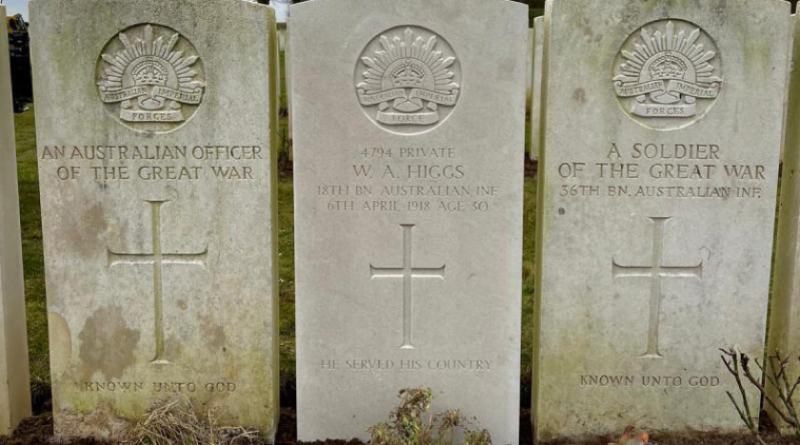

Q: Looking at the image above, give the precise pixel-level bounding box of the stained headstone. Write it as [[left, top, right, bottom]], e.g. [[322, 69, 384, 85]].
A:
[[30, 0, 280, 440], [534, 0, 791, 441], [0, 4, 32, 435], [291, 0, 528, 443], [529, 17, 544, 161], [769, 12, 800, 434]]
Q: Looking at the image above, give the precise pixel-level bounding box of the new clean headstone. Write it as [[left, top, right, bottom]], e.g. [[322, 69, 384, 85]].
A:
[[769, 12, 800, 433], [0, 4, 32, 435], [529, 16, 544, 161], [534, 0, 791, 441], [292, 0, 527, 443], [30, 0, 280, 440]]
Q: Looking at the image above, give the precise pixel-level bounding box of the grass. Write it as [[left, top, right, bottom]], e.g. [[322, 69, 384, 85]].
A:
[[13, 49, 539, 409], [14, 106, 49, 408]]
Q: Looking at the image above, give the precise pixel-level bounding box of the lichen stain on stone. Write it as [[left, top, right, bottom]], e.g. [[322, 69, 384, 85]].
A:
[[165, 334, 185, 360], [48, 312, 72, 380], [70, 203, 108, 257], [573, 88, 587, 104], [201, 314, 227, 351], [79, 306, 140, 380]]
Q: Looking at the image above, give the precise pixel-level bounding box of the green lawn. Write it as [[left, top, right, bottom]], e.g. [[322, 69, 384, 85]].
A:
[[14, 54, 538, 409]]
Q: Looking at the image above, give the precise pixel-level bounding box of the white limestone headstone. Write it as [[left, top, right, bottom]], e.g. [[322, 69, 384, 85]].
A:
[[272, 0, 291, 24], [534, 0, 792, 441], [285, 24, 293, 141], [769, 11, 800, 434], [30, 0, 281, 440], [292, 0, 528, 443], [0, 4, 32, 436], [529, 17, 544, 162], [527, 28, 534, 111]]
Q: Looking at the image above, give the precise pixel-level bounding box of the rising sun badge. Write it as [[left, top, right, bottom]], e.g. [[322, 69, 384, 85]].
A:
[[356, 26, 461, 135], [613, 20, 722, 130], [97, 24, 205, 132]]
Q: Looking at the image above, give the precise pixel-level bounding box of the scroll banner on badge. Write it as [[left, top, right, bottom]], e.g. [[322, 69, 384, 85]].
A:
[[119, 110, 184, 122], [359, 88, 459, 126], [358, 88, 460, 107], [614, 79, 720, 99], [376, 111, 439, 125], [614, 79, 720, 118], [100, 86, 205, 105]]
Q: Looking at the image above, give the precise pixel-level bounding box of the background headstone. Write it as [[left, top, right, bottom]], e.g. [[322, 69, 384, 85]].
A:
[[292, 0, 527, 443], [527, 28, 534, 111], [769, 12, 800, 434], [534, 0, 791, 441], [285, 24, 293, 141], [30, 0, 280, 440], [0, 4, 32, 435], [529, 16, 543, 161], [272, 0, 291, 25]]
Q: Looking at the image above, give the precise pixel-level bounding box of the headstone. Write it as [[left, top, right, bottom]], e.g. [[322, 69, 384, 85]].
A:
[[534, 0, 791, 441], [527, 28, 534, 110], [272, 0, 291, 24], [30, 0, 280, 440], [0, 4, 32, 435], [291, 0, 527, 443], [285, 26, 293, 141], [529, 17, 544, 161], [769, 12, 800, 434]]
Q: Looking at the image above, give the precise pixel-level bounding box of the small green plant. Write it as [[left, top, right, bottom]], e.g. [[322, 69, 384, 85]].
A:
[[721, 348, 800, 444], [368, 387, 492, 445]]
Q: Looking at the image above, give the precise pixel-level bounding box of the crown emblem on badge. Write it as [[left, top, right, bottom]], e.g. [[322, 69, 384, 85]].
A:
[[97, 24, 205, 127], [356, 27, 461, 133], [391, 62, 427, 88], [648, 55, 688, 80], [132, 62, 168, 86], [613, 20, 722, 125]]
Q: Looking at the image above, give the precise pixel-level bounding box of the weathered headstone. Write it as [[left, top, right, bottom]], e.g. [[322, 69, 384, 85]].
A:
[[30, 0, 280, 440], [291, 0, 527, 443], [0, 4, 32, 436], [529, 16, 544, 161], [769, 12, 800, 434], [534, 0, 791, 441]]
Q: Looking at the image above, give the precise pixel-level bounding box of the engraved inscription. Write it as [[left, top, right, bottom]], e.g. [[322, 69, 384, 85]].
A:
[[613, 20, 722, 130], [81, 381, 237, 393], [555, 143, 767, 200], [317, 147, 501, 214], [97, 24, 205, 132], [612, 217, 705, 359], [39, 144, 263, 183], [108, 200, 208, 365], [579, 374, 721, 388], [356, 27, 461, 135], [370, 224, 446, 350], [319, 358, 491, 372]]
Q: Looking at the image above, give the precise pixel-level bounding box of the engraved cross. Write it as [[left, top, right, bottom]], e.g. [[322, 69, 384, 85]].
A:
[[612, 217, 703, 359], [108, 200, 208, 365], [370, 224, 446, 350]]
